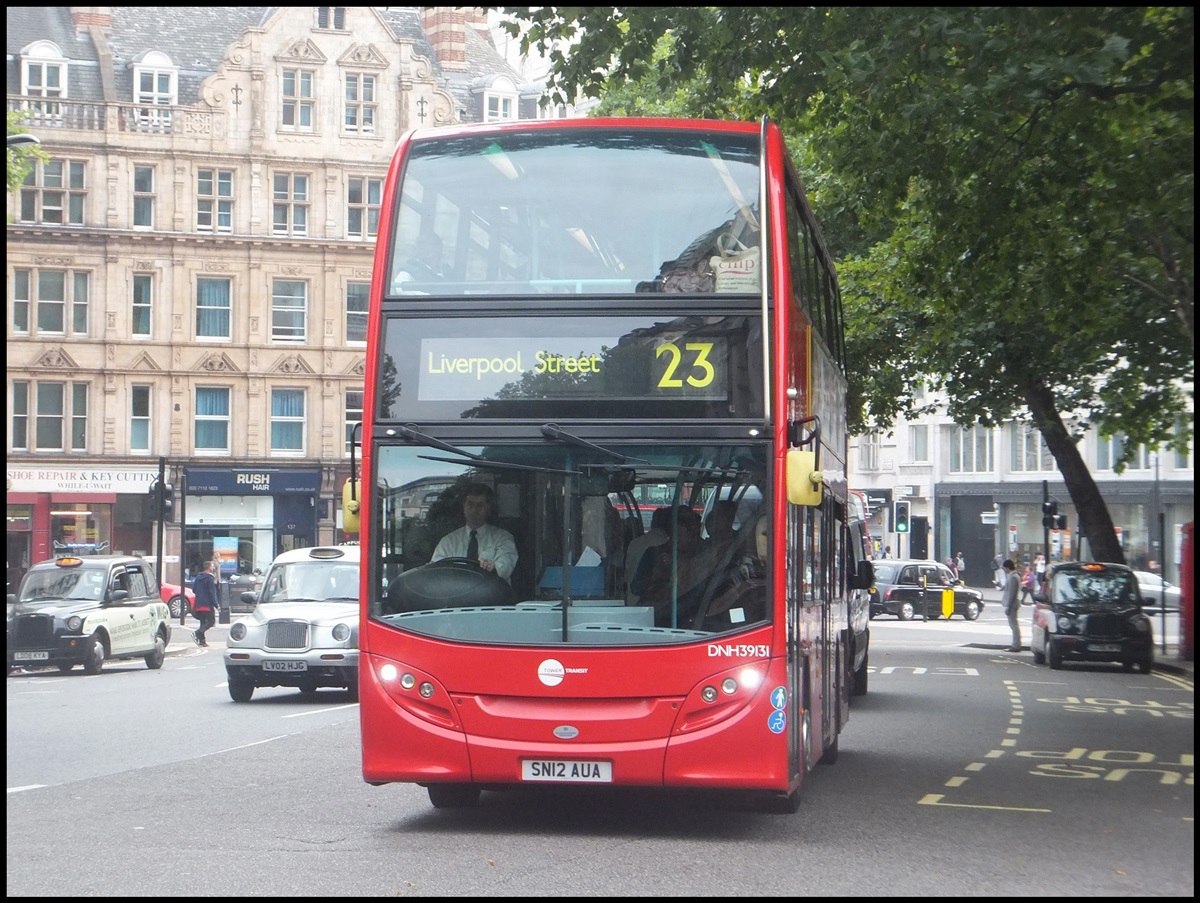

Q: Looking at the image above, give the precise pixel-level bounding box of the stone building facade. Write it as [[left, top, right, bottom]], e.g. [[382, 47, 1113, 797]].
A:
[[6, 6, 551, 588]]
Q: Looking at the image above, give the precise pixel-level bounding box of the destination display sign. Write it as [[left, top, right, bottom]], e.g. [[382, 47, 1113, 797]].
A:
[[378, 314, 763, 420]]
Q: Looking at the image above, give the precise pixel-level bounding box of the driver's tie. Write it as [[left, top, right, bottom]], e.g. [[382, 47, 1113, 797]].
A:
[[466, 529, 479, 562]]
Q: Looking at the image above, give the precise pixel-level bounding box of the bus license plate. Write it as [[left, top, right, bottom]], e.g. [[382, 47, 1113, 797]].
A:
[[262, 660, 307, 672], [1088, 643, 1121, 653], [14, 651, 49, 662], [521, 759, 612, 783]]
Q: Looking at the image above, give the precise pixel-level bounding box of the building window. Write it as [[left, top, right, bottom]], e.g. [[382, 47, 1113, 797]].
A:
[[270, 388, 306, 454], [133, 165, 155, 228], [950, 425, 994, 474], [1173, 419, 1193, 470], [281, 69, 315, 132], [1011, 422, 1053, 472], [271, 280, 307, 343], [11, 269, 89, 336], [131, 384, 151, 453], [197, 168, 234, 233], [272, 172, 309, 236], [20, 45, 67, 124], [909, 424, 929, 463], [196, 277, 232, 339], [344, 73, 377, 135], [11, 382, 30, 451], [14, 381, 88, 453], [19, 159, 86, 225], [485, 93, 515, 122], [1097, 434, 1152, 471], [133, 59, 175, 130], [345, 389, 363, 455], [346, 282, 368, 343], [858, 433, 880, 472], [317, 7, 346, 29], [132, 274, 153, 337], [347, 177, 381, 240], [195, 387, 230, 454]]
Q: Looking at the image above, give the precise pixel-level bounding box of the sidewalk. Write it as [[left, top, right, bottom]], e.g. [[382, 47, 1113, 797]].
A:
[[971, 583, 1193, 680]]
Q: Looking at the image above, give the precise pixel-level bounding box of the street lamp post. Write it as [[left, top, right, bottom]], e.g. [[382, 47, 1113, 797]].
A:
[[6, 133, 41, 147]]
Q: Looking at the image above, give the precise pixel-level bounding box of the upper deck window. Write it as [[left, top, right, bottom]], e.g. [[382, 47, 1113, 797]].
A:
[[386, 128, 762, 297]]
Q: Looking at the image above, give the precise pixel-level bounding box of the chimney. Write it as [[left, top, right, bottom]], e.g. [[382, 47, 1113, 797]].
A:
[[421, 7, 468, 72], [71, 6, 112, 32]]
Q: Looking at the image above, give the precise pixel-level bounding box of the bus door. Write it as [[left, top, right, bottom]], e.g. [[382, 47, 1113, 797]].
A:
[[785, 503, 805, 778]]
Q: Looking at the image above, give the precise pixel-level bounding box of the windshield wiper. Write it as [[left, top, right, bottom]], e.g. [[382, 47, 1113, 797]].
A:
[[541, 423, 651, 465], [397, 423, 484, 461]]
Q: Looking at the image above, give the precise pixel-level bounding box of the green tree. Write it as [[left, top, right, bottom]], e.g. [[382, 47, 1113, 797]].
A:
[[7, 110, 44, 192], [493, 6, 1194, 564]]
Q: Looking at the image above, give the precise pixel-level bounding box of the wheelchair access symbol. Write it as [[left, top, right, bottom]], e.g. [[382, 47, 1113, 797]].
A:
[[768, 686, 788, 733]]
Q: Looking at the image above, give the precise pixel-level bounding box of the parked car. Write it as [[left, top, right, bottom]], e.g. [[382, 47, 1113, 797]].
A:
[[1031, 561, 1153, 673], [223, 545, 360, 702], [7, 555, 172, 675], [869, 559, 985, 621], [1132, 570, 1181, 612], [161, 580, 196, 618]]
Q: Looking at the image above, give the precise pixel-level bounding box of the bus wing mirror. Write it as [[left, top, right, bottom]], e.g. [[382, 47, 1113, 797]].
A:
[[342, 478, 361, 534], [853, 559, 874, 590], [786, 448, 823, 506]]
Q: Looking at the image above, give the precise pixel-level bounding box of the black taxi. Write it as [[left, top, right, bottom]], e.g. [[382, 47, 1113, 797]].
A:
[[7, 555, 172, 675], [1030, 561, 1154, 673]]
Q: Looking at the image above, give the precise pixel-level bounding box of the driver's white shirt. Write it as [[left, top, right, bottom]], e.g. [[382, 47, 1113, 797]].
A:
[[431, 524, 518, 582]]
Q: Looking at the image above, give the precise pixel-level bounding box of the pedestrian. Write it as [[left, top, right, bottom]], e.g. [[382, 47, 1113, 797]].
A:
[[955, 551, 966, 581], [882, 545, 892, 559], [1019, 564, 1037, 605], [1034, 553, 1046, 582], [1000, 559, 1021, 651], [191, 559, 219, 647], [991, 553, 1004, 589]]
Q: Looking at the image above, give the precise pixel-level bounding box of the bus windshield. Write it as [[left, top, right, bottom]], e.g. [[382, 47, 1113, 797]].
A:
[[386, 127, 761, 297], [371, 441, 769, 646]]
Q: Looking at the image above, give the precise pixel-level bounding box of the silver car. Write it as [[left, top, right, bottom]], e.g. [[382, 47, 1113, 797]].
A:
[[224, 545, 360, 702]]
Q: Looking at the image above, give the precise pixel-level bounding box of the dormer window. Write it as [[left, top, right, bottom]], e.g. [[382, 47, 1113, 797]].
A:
[[20, 40, 68, 124], [472, 74, 518, 124], [131, 51, 178, 131], [317, 7, 346, 30]]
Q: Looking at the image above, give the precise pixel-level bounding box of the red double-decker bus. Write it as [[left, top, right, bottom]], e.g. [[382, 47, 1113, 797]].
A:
[[353, 117, 872, 812]]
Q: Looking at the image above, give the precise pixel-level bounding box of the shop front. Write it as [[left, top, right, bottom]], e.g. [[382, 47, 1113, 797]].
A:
[[181, 466, 322, 582], [6, 464, 159, 591]]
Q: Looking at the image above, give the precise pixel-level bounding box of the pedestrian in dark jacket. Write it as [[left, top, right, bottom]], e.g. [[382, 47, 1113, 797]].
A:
[[192, 560, 219, 647]]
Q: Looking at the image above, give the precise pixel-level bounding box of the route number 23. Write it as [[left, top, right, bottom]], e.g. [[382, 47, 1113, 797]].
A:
[[655, 341, 716, 389]]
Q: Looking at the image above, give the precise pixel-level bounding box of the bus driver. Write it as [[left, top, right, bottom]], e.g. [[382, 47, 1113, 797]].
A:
[[430, 483, 518, 582]]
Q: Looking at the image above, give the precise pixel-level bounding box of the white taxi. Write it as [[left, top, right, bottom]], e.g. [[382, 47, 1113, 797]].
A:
[[223, 545, 360, 702], [7, 555, 172, 674]]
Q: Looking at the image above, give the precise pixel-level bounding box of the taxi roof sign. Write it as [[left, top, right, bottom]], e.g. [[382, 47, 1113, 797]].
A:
[[55, 557, 85, 568]]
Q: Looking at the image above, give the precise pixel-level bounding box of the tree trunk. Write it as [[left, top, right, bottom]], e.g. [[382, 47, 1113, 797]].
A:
[[1024, 381, 1124, 564]]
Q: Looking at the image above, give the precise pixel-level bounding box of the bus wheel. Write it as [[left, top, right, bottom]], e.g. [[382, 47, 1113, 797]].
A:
[[427, 784, 480, 809], [819, 732, 839, 765], [761, 789, 801, 814], [852, 651, 868, 697]]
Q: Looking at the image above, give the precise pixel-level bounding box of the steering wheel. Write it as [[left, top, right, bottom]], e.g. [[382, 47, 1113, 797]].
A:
[[429, 557, 484, 569], [386, 557, 515, 613]]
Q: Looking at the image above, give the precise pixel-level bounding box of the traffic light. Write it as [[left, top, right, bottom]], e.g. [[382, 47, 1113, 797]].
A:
[[148, 480, 175, 522], [893, 500, 910, 533], [1052, 512, 1067, 531], [160, 483, 175, 522], [1042, 500, 1058, 528]]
